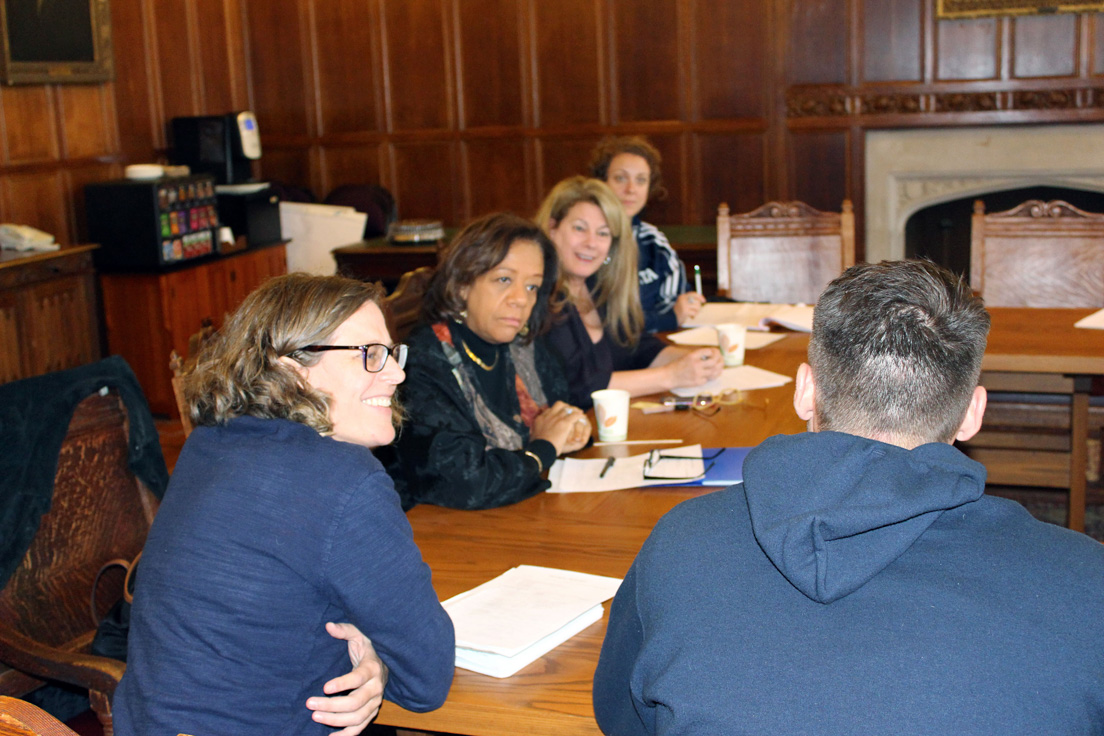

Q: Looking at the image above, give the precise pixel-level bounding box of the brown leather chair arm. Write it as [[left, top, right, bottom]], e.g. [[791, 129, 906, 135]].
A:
[[0, 623, 125, 695]]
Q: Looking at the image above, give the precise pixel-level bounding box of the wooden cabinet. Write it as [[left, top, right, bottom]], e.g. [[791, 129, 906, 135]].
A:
[[0, 246, 101, 384], [100, 244, 287, 415]]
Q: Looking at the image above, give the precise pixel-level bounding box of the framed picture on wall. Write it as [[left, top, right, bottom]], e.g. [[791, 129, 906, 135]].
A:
[[936, 0, 1104, 17], [0, 0, 113, 84]]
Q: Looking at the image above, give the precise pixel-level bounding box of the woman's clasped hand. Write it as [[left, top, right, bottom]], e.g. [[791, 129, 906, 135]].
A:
[[530, 400, 592, 455]]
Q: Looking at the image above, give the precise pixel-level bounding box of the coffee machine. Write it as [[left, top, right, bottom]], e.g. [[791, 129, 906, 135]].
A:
[[170, 112, 261, 185], [170, 112, 282, 246]]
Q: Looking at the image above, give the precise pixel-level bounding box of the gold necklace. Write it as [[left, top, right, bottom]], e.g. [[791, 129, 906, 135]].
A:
[[462, 340, 499, 371]]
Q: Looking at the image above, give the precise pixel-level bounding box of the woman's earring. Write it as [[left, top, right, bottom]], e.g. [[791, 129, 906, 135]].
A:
[[518, 323, 530, 337], [603, 256, 611, 265], [458, 309, 469, 322]]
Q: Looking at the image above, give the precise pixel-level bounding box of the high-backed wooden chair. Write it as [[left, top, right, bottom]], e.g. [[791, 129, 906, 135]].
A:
[[971, 199, 1104, 308], [0, 697, 78, 736], [717, 200, 855, 304], [963, 199, 1104, 530], [383, 266, 435, 343], [0, 359, 166, 736]]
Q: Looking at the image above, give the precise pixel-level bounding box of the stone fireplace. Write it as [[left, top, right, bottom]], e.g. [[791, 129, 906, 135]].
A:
[[864, 124, 1104, 263]]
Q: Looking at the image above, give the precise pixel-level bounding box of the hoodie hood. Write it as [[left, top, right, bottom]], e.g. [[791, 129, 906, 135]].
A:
[[743, 432, 987, 605]]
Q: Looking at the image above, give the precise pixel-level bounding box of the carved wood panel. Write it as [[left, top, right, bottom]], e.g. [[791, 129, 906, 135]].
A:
[[57, 86, 115, 160], [2, 87, 59, 163], [537, 137, 602, 196]]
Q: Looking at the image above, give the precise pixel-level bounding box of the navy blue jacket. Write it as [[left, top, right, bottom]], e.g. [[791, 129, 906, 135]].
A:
[[634, 218, 685, 333], [114, 416, 454, 735], [594, 431, 1104, 735]]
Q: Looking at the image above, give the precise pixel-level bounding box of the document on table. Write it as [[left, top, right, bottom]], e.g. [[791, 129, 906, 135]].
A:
[[668, 326, 787, 349], [1075, 308, 1104, 329], [683, 302, 814, 332], [669, 364, 793, 397], [443, 565, 622, 678], [548, 445, 707, 493]]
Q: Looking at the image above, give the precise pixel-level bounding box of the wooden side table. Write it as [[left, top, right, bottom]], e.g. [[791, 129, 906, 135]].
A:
[[0, 245, 101, 383]]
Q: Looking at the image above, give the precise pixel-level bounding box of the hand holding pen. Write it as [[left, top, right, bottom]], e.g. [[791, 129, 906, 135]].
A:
[[675, 265, 706, 325]]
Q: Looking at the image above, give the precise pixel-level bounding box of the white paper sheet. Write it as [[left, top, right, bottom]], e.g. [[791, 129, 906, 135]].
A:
[[668, 326, 787, 349], [1075, 308, 1104, 329], [279, 202, 368, 275], [443, 565, 621, 662], [669, 365, 793, 397], [548, 445, 705, 493], [683, 302, 778, 329]]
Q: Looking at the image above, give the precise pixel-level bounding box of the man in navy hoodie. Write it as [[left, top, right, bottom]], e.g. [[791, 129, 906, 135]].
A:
[[593, 260, 1104, 735]]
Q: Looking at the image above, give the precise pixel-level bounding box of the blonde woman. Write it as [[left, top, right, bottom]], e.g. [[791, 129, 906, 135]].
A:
[[536, 177, 722, 409]]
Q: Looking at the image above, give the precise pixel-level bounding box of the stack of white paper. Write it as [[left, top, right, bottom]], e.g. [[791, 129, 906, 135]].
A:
[[279, 202, 368, 275], [443, 565, 622, 678]]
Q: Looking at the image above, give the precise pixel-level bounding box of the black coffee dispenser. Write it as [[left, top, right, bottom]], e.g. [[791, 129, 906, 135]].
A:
[[170, 112, 262, 185]]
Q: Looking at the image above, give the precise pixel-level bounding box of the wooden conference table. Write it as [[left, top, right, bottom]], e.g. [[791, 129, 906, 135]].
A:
[[375, 307, 1104, 735]]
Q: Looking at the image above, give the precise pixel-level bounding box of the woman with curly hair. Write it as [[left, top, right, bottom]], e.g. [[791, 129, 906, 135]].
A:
[[114, 273, 454, 736], [589, 135, 705, 331]]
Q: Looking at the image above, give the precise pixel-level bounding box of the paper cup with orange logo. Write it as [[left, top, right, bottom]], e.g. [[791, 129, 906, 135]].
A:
[[591, 389, 630, 442], [714, 323, 747, 367]]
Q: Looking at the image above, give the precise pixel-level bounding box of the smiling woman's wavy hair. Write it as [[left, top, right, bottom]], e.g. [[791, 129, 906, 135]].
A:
[[184, 273, 386, 433], [535, 176, 642, 346]]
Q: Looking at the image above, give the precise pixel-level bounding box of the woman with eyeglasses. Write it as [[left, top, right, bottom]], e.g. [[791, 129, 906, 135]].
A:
[[385, 212, 591, 511], [114, 274, 454, 736]]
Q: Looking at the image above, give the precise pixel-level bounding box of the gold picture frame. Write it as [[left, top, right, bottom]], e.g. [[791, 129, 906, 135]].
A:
[[0, 0, 113, 84], [937, 0, 1104, 18]]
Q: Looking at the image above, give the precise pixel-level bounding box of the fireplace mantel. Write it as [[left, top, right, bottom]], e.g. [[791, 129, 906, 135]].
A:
[[864, 124, 1104, 263]]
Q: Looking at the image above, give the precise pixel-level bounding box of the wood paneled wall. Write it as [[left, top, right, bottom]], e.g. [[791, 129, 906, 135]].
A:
[[0, 0, 248, 246], [1, 0, 1102, 259]]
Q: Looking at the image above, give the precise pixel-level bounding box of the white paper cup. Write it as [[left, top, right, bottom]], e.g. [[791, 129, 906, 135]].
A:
[[591, 389, 630, 442], [715, 323, 747, 367]]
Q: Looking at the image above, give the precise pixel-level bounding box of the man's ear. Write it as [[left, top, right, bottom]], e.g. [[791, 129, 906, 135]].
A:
[[793, 362, 816, 424], [954, 385, 987, 443]]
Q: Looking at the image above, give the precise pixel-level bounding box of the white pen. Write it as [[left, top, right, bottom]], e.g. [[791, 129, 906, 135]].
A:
[[594, 439, 684, 446], [694, 264, 703, 299]]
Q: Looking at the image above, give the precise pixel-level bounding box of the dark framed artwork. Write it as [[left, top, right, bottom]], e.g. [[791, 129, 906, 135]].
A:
[[0, 0, 113, 84], [937, 0, 1104, 18]]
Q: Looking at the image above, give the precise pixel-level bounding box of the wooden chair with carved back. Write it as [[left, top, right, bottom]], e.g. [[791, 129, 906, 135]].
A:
[[0, 358, 167, 736], [169, 319, 216, 439], [962, 199, 1104, 527], [383, 266, 435, 343], [716, 200, 855, 304], [0, 697, 78, 736]]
